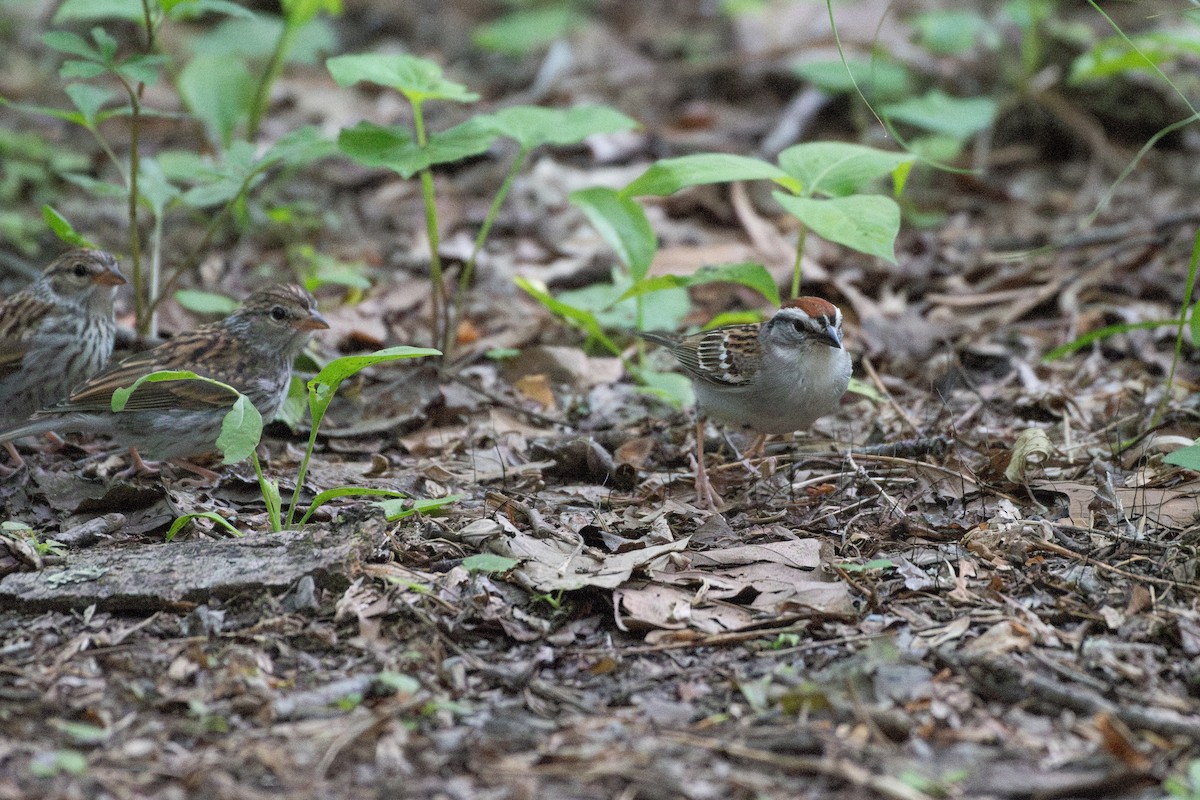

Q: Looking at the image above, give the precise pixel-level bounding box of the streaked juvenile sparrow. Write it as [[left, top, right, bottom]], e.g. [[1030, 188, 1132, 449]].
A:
[[0, 248, 126, 468], [641, 296, 852, 509], [0, 284, 328, 468]]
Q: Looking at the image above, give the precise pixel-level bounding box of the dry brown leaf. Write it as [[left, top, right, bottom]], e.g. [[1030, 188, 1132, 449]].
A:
[[514, 374, 556, 410]]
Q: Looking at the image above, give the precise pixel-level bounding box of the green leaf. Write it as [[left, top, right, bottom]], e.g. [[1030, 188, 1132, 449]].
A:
[[64, 83, 115, 127], [307, 346, 440, 434], [174, 289, 238, 314], [110, 370, 206, 411], [115, 54, 168, 86], [569, 187, 656, 279], [54, 0, 142, 22], [776, 142, 914, 198], [515, 276, 622, 355], [282, 0, 342, 26], [911, 10, 997, 56], [191, 14, 336, 64], [309, 347, 442, 396], [461, 554, 519, 573], [847, 376, 882, 402], [326, 53, 479, 104], [29, 750, 88, 778], [59, 60, 109, 80], [1070, 32, 1200, 83], [178, 55, 254, 147], [556, 272, 689, 332], [881, 90, 997, 140], [215, 393, 263, 464], [472, 5, 579, 55], [261, 125, 336, 168], [41, 31, 102, 60], [792, 58, 912, 100], [336, 119, 496, 178], [1042, 319, 1173, 361], [166, 511, 244, 542], [42, 206, 95, 248], [137, 157, 181, 216], [376, 495, 461, 521], [623, 153, 788, 197], [772, 193, 900, 263], [90, 27, 120, 61], [636, 368, 694, 409], [1165, 443, 1200, 471], [48, 720, 109, 744], [297, 487, 407, 526], [618, 261, 781, 308], [478, 104, 638, 151], [60, 173, 127, 199], [164, 0, 258, 20]]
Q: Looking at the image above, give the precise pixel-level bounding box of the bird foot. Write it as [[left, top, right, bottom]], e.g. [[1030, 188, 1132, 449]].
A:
[[112, 449, 220, 486], [0, 443, 25, 478], [690, 450, 725, 512]]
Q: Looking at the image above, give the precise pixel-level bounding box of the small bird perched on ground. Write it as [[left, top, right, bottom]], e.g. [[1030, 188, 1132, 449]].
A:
[[0, 284, 328, 473], [640, 296, 852, 510], [0, 248, 126, 470]]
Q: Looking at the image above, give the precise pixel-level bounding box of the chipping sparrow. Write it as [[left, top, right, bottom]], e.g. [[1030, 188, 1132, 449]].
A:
[[0, 284, 328, 469], [641, 296, 852, 509], [0, 249, 126, 468]]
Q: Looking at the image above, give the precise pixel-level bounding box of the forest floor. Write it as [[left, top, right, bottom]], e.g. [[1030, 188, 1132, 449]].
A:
[[2, 2, 1200, 799]]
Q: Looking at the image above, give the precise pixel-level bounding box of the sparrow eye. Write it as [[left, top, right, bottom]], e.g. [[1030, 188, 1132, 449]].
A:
[[270, 305, 289, 322], [73, 263, 89, 278], [792, 319, 806, 334]]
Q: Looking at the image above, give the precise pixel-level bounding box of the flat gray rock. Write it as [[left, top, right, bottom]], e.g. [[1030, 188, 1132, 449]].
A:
[[0, 515, 383, 612]]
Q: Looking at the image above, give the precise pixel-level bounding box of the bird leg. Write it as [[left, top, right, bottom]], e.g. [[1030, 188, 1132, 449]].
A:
[[692, 416, 723, 511], [113, 448, 220, 485], [1, 442, 24, 475]]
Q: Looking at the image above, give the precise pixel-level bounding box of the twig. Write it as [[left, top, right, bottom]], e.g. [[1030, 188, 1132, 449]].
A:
[[860, 355, 921, 435], [1030, 537, 1200, 594], [659, 732, 935, 800]]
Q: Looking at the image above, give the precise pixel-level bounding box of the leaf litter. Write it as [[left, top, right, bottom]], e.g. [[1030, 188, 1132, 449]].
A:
[[4, 4, 1200, 800]]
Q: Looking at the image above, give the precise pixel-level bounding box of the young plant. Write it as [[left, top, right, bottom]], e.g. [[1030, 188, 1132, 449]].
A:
[[7, 1, 341, 337], [619, 143, 913, 297], [113, 345, 440, 539], [328, 51, 636, 355]]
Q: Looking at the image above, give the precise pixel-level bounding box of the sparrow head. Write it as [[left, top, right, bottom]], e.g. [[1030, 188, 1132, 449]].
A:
[[230, 284, 330, 359], [44, 249, 126, 310], [767, 296, 844, 350]]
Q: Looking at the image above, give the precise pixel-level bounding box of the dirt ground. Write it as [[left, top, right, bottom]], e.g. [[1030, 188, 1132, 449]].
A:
[[2, 2, 1200, 798]]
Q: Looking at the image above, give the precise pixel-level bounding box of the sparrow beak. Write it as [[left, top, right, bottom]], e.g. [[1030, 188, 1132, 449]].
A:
[[818, 320, 843, 349], [94, 265, 127, 287], [295, 309, 331, 331]]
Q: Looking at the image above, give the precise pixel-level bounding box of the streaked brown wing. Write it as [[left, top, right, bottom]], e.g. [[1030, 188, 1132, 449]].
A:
[[0, 339, 30, 381], [0, 294, 54, 340], [692, 325, 759, 387], [60, 331, 237, 414]]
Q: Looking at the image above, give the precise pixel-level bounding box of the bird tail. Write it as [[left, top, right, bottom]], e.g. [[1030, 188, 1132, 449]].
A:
[[0, 417, 63, 446], [637, 331, 678, 348]]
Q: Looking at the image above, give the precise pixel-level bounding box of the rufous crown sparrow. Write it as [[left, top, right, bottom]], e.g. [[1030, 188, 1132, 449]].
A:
[[641, 296, 852, 508]]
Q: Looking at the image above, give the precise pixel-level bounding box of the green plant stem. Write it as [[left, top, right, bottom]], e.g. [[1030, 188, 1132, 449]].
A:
[[285, 386, 327, 528], [1156, 227, 1200, 427], [115, 74, 146, 335], [247, 16, 300, 140], [452, 149, 528, 342], [411, 100, 447, 354], [148, 170, 261, 317], [790, 224, 808, 299], [148, 212, 163, 338], [139, 0, 156, 50], [252, 451, 282, 532]]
